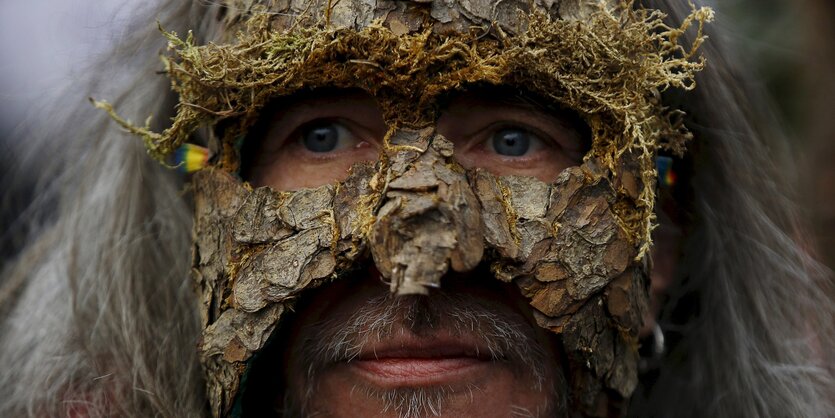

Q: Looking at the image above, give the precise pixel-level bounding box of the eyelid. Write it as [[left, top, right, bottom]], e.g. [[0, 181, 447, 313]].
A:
[[296, 118, 375, 153], [268, 116, 380, 155], [463, 121, 553, 154], [446, 102, 585, 151]]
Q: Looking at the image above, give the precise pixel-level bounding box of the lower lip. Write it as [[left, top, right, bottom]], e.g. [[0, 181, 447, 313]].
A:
[[351, 357, 490, 387]]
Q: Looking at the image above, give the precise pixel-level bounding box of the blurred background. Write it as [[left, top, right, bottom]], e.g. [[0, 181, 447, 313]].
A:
[[0, 0, 140, 260], [0, 0, 833, 269], [721, 0, 835, 270]]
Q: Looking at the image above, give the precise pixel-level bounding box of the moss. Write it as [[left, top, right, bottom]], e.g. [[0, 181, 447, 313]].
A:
[[97, 1, 712, 258]]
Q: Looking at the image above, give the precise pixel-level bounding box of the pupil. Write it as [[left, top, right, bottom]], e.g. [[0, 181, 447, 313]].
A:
[[493, 129, 530, 156], [302, 124, 339, 153]]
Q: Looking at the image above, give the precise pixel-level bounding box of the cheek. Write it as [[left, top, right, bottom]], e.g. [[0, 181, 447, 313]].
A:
[[455, 151, 577, 183], [264, 162, 349, 190], [253, 146, 379, 190]]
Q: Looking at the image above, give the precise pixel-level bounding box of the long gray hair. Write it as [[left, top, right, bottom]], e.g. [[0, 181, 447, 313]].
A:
[[0, 1, 831, 417]]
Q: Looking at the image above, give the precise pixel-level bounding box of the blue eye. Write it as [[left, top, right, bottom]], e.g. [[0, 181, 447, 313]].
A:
[[491, 128, 531, 156], [302, 123, 341, 153]]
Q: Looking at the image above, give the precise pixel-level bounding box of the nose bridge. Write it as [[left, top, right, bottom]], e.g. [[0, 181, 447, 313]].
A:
[[369, 127, 484, 295]]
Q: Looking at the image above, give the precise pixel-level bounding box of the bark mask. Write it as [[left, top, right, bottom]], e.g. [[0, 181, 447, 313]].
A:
[[96, 1, 712, 416]]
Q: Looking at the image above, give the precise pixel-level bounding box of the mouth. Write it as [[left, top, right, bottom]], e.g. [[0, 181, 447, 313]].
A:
[[347, 330, 496, 388], [228, 264, 564, 416]]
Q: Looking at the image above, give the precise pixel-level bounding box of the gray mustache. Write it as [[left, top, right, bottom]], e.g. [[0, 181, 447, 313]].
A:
[[297, 291, 549, 389]]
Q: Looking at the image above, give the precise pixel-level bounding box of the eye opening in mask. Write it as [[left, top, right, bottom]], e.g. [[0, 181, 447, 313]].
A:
[[435, 84, 592, 179], [435, 84, 591, 148], [238, 87, 383, 184], [238, 85, 592, 188]]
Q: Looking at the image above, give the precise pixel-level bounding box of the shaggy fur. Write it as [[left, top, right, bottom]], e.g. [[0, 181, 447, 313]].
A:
[[0, 1, 832, 417]]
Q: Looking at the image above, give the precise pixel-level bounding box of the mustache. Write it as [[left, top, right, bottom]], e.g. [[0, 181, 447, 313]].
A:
[[278, 273, 570, 417], [296, 291, 551, 389]]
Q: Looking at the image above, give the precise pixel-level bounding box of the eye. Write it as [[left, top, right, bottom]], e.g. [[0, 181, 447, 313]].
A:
[[490, 128, 534, 157], [300, 121, 354, 153], [435, 89, 590, 182]]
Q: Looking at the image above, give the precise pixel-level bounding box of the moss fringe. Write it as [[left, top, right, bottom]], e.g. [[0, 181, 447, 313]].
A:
[[96, 2, 713, 258]]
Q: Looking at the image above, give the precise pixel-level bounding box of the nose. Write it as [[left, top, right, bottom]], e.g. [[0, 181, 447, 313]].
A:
[[369, 127, 484, 295]]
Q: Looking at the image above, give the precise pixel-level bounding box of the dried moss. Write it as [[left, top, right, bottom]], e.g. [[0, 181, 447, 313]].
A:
[[99, 2, 712, 258]]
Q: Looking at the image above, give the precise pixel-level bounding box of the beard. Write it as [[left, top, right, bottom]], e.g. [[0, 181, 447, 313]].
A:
[[277, 269, 568, 418]]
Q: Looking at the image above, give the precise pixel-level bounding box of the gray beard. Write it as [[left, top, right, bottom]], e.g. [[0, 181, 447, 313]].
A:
[[281, 292, 568, 417]]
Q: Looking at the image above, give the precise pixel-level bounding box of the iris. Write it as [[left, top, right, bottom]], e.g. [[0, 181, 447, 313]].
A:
[[492, 128, 530, 156], [302, 123, 339, 152]]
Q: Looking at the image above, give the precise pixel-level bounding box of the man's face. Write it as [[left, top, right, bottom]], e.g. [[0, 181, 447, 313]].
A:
[[242, 88, 587, 416], [171, 4, 709, 414]]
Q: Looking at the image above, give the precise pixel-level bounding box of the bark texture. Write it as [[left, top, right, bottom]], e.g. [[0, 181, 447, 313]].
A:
[[95, 0, 712, 416], [371, 128, 483, 294], [193, 131, 648, 415]]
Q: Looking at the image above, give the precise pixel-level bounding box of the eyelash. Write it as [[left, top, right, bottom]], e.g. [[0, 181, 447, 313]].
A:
[[287, 118, 369, 159], [475, 123, 555, 155]]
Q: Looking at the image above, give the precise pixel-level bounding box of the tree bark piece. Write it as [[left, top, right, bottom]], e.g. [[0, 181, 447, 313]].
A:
[[370, 129, 484, 295], [178, 1, 710, 415], [193, 146, 648, 416]]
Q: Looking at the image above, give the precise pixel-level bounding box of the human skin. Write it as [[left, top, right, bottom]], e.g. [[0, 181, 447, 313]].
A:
[[281, 270, 563, 417], [245, 89, 586, 189], [243, 89, 674, 415]]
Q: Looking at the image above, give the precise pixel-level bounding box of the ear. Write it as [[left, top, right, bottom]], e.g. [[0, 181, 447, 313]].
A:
[[641, 209, 682, 337]]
